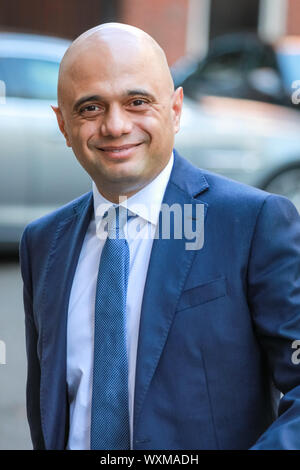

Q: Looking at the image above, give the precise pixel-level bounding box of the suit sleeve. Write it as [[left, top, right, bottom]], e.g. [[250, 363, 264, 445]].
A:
[[19, 227, 45, 450], [247, 194, 300, 449]]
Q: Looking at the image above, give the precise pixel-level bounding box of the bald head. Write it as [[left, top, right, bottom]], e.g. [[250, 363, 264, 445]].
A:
[[57, 23, 174, 108]]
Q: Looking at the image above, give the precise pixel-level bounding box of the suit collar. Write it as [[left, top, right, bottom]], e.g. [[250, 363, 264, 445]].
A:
[[170, 149, 209, 198]]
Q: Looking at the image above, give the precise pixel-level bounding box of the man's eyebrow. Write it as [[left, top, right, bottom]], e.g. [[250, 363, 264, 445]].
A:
[[127, 89, 155, 100], [73, 95, 103, 112]]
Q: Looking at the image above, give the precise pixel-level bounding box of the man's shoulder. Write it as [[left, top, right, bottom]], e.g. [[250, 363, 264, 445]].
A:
[[21, 191, 93, 241], [174, 151, 298, 221], [199, 167, 268, 202], [174, 150, 270, 204]]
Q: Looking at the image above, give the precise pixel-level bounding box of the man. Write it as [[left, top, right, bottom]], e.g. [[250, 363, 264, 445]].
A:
[[20, 23, 300, 450]]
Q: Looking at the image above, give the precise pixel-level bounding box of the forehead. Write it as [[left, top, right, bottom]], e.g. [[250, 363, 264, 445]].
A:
[[61, 39, 162, 103]]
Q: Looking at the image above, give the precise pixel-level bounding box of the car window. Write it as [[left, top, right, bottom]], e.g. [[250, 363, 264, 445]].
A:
[[248, 45, 278, 71], [244, 46, 285, 101], [182, 50, 245, 98], [199, 51, 244, 82], [0, 57, 59, 100]]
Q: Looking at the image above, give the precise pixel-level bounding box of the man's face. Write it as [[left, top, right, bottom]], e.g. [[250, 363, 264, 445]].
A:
[[54, 39, 183, 200]]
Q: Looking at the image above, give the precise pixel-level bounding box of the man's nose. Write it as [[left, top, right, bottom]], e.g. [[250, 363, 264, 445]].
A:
[[100, 104, 132, 138]]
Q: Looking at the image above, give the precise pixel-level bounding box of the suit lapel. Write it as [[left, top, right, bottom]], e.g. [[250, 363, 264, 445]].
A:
[[39, 192, 93, 449], [133, 152, 209, 434]]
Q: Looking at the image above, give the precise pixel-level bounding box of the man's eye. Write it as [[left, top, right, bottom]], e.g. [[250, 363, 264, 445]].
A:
[[131, 99, 147, 107], [80, 104, 101, 113]]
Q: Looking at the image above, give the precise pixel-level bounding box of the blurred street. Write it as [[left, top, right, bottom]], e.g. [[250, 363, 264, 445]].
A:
[[0, 257, 31, 449]]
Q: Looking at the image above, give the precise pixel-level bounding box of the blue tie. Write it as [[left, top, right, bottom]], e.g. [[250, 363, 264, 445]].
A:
[[91, 205, 131, 450]]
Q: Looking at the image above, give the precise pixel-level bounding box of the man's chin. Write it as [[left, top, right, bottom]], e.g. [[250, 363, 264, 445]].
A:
[[97, 166, 146, 193]]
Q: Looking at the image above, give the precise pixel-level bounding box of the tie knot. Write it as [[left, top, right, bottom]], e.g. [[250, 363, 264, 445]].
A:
[[103, 206, 135, 238]]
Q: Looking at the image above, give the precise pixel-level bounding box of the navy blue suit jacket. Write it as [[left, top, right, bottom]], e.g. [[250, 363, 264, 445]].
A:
[[20, 150, 300, 449]]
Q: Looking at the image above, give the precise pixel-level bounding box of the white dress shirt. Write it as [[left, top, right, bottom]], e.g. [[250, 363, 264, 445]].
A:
[[66, 153, 174, 449]]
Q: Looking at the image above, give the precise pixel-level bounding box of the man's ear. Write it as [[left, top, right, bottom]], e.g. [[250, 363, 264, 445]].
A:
[[51, 105, 72, 147], [171, 86, 184, 134]]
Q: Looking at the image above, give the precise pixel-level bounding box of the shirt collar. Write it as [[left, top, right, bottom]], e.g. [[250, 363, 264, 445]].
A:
[[92, 152, 174, 226]]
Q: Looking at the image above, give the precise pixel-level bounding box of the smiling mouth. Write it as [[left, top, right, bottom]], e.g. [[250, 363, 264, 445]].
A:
[[98, 143, 141, 152]]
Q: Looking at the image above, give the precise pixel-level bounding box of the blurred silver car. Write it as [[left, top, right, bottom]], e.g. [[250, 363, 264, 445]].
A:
[[0, 32, 91, 251], [0, 32, 300, 251]]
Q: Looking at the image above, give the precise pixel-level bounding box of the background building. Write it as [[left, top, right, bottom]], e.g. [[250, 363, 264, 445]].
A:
[[0, 0, 299, 65]]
